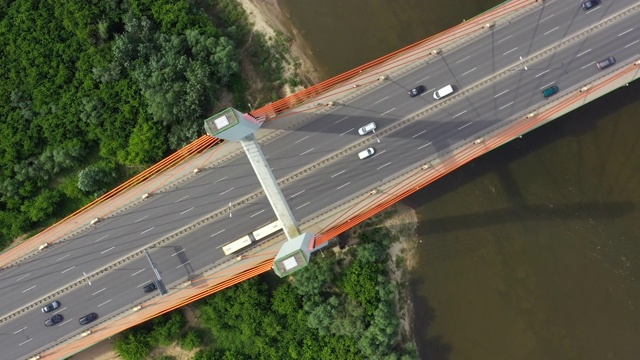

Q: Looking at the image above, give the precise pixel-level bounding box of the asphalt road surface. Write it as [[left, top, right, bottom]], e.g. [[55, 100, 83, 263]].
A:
[[2, 1, 640, 358]]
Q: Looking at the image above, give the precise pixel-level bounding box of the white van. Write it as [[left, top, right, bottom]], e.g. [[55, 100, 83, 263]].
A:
[[433, 84, 454, 100], [358, 122, 377, 135], [358, 147, 375, 159]]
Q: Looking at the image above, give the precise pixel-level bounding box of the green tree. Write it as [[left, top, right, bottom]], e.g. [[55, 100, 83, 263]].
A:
[[124, 120, 167, 165], [179, 329, 202, 351], [77, 161, 117, 196], [114, 331, 151, 360], [21, 189, 62, 223]]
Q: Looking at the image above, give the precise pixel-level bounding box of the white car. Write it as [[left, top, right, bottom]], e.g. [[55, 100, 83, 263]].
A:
[[358, 122, 377, 135], [358, 147, 375, 159], [433, 84, 454, 100]]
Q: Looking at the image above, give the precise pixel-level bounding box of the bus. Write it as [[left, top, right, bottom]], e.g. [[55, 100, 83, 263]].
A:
[[221, 220, 283, 256]]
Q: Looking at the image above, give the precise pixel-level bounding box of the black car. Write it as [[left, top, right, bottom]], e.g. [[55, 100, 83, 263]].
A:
[[41, 300, 61, 313], [44, 314, 63, 327], [409, 85, 426, 97], [582, 0, 600, 10], [142, 282, 158, 293], [596, 56, 615, 69], [79, 312, 98, 325]]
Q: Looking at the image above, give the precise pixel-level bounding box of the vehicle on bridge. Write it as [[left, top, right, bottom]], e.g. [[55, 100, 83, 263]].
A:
[[582, 0, 600, 11], [358, 122, 377, 135], [596, 56, 616, 70], [433, 84, 454, 100], [542, 85, 559, 98], [358, 147, 375, 160], [409, 85, 426, 97], [222, 220, 283, 256]]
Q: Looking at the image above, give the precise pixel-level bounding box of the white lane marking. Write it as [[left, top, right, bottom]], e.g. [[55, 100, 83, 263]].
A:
[[296, 202, 310, 210], [214, 176, 228, 184], [58, 319, 72, 326], [300, 148, 314, 156], [416, 76, 429, 83], [544, 26, 559, 35], [374, 96, 390, 104], [380, 107, 396, 116], [576, 49, 591, 57], [16, 273, 31, 281], [497, 35, 512, 44], [412, 130, 427, 138], [458, 122, 473, 130], [61, 266, 75, 274], [581, 62, 595, 69], [54, 307, 67, 314], [377, 162, 392, 170], [137, 282, 149, 288], [624, 40, 639, 48], [22, 285, 36, 293], [172, 249, 186, 256], [131, 269, 146, 276], [461, 67, 477, 76], [176, 261, 191, 269], [100, 246, 115, 254], [56, 254, 70, 262], [98, 299, 112, 307], [499, 102, 514, 110], [290, 190, 305, 198], [140, 227, 155, 234], [456, 55, 471, 64], [179, 207, 194, 215], [418, 142, 433, 150], [92, 288, 106, 296], [534, 69, 550, 78], [295, 135, 309, 143], [618, 28, 633, 37], [331, 170, 346, 178], [13, 327, 27, 334], [339, 128, 354, 136], [175, 195, 189, 202], [336, 182, 351, 190], [452, 110, 467, 118], [540, 14, 554, 22], [540, 82, 555, 90], [494, 89, 509, 98], [135, 215, 148, 223], [219, 187, 235, 196], [585, 6, 601, 14], [95, 235, 109, 243], [503, 47, 518, 55], [211, 229, 226, 237], [250, 209, 265, 218], [19, 339, 32, 346], [335, 116, 349, 124], [371, 150, 386, 159]]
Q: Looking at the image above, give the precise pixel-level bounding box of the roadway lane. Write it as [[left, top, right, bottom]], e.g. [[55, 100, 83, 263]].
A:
[[3, 1, 640, 358]]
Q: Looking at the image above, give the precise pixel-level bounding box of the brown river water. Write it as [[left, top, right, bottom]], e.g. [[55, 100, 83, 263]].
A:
[[278, 0, 640, 359]]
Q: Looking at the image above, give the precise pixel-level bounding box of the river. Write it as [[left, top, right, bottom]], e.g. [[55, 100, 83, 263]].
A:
[[278, 0, 640, 359]]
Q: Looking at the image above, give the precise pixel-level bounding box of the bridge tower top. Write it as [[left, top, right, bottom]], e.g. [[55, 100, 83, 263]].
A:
[[204, 108, 313, 277]]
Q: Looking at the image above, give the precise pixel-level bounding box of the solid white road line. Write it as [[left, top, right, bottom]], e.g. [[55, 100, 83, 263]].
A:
[[290, 190, 305, 198], [211, 229, 226, 237], [100, 246, 115, 254], [458, 122, 473, 130], [503, 47, 518, 55], [140, 227, 155, 234], [499, 102, 514, 110]]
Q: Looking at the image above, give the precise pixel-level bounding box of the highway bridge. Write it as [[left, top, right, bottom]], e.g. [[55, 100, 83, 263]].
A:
[[2, 0, 640, 358]]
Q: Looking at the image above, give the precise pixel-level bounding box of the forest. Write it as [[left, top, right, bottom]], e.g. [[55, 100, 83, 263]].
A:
[[0, 0, 297, 249], [112, 217, 418, 360]]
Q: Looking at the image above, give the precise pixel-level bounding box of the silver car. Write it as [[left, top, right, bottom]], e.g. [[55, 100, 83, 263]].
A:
[[41, 300, 60, 313]]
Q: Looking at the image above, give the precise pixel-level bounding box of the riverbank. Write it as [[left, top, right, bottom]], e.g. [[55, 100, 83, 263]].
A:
[[237, 0, 322, 87]]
